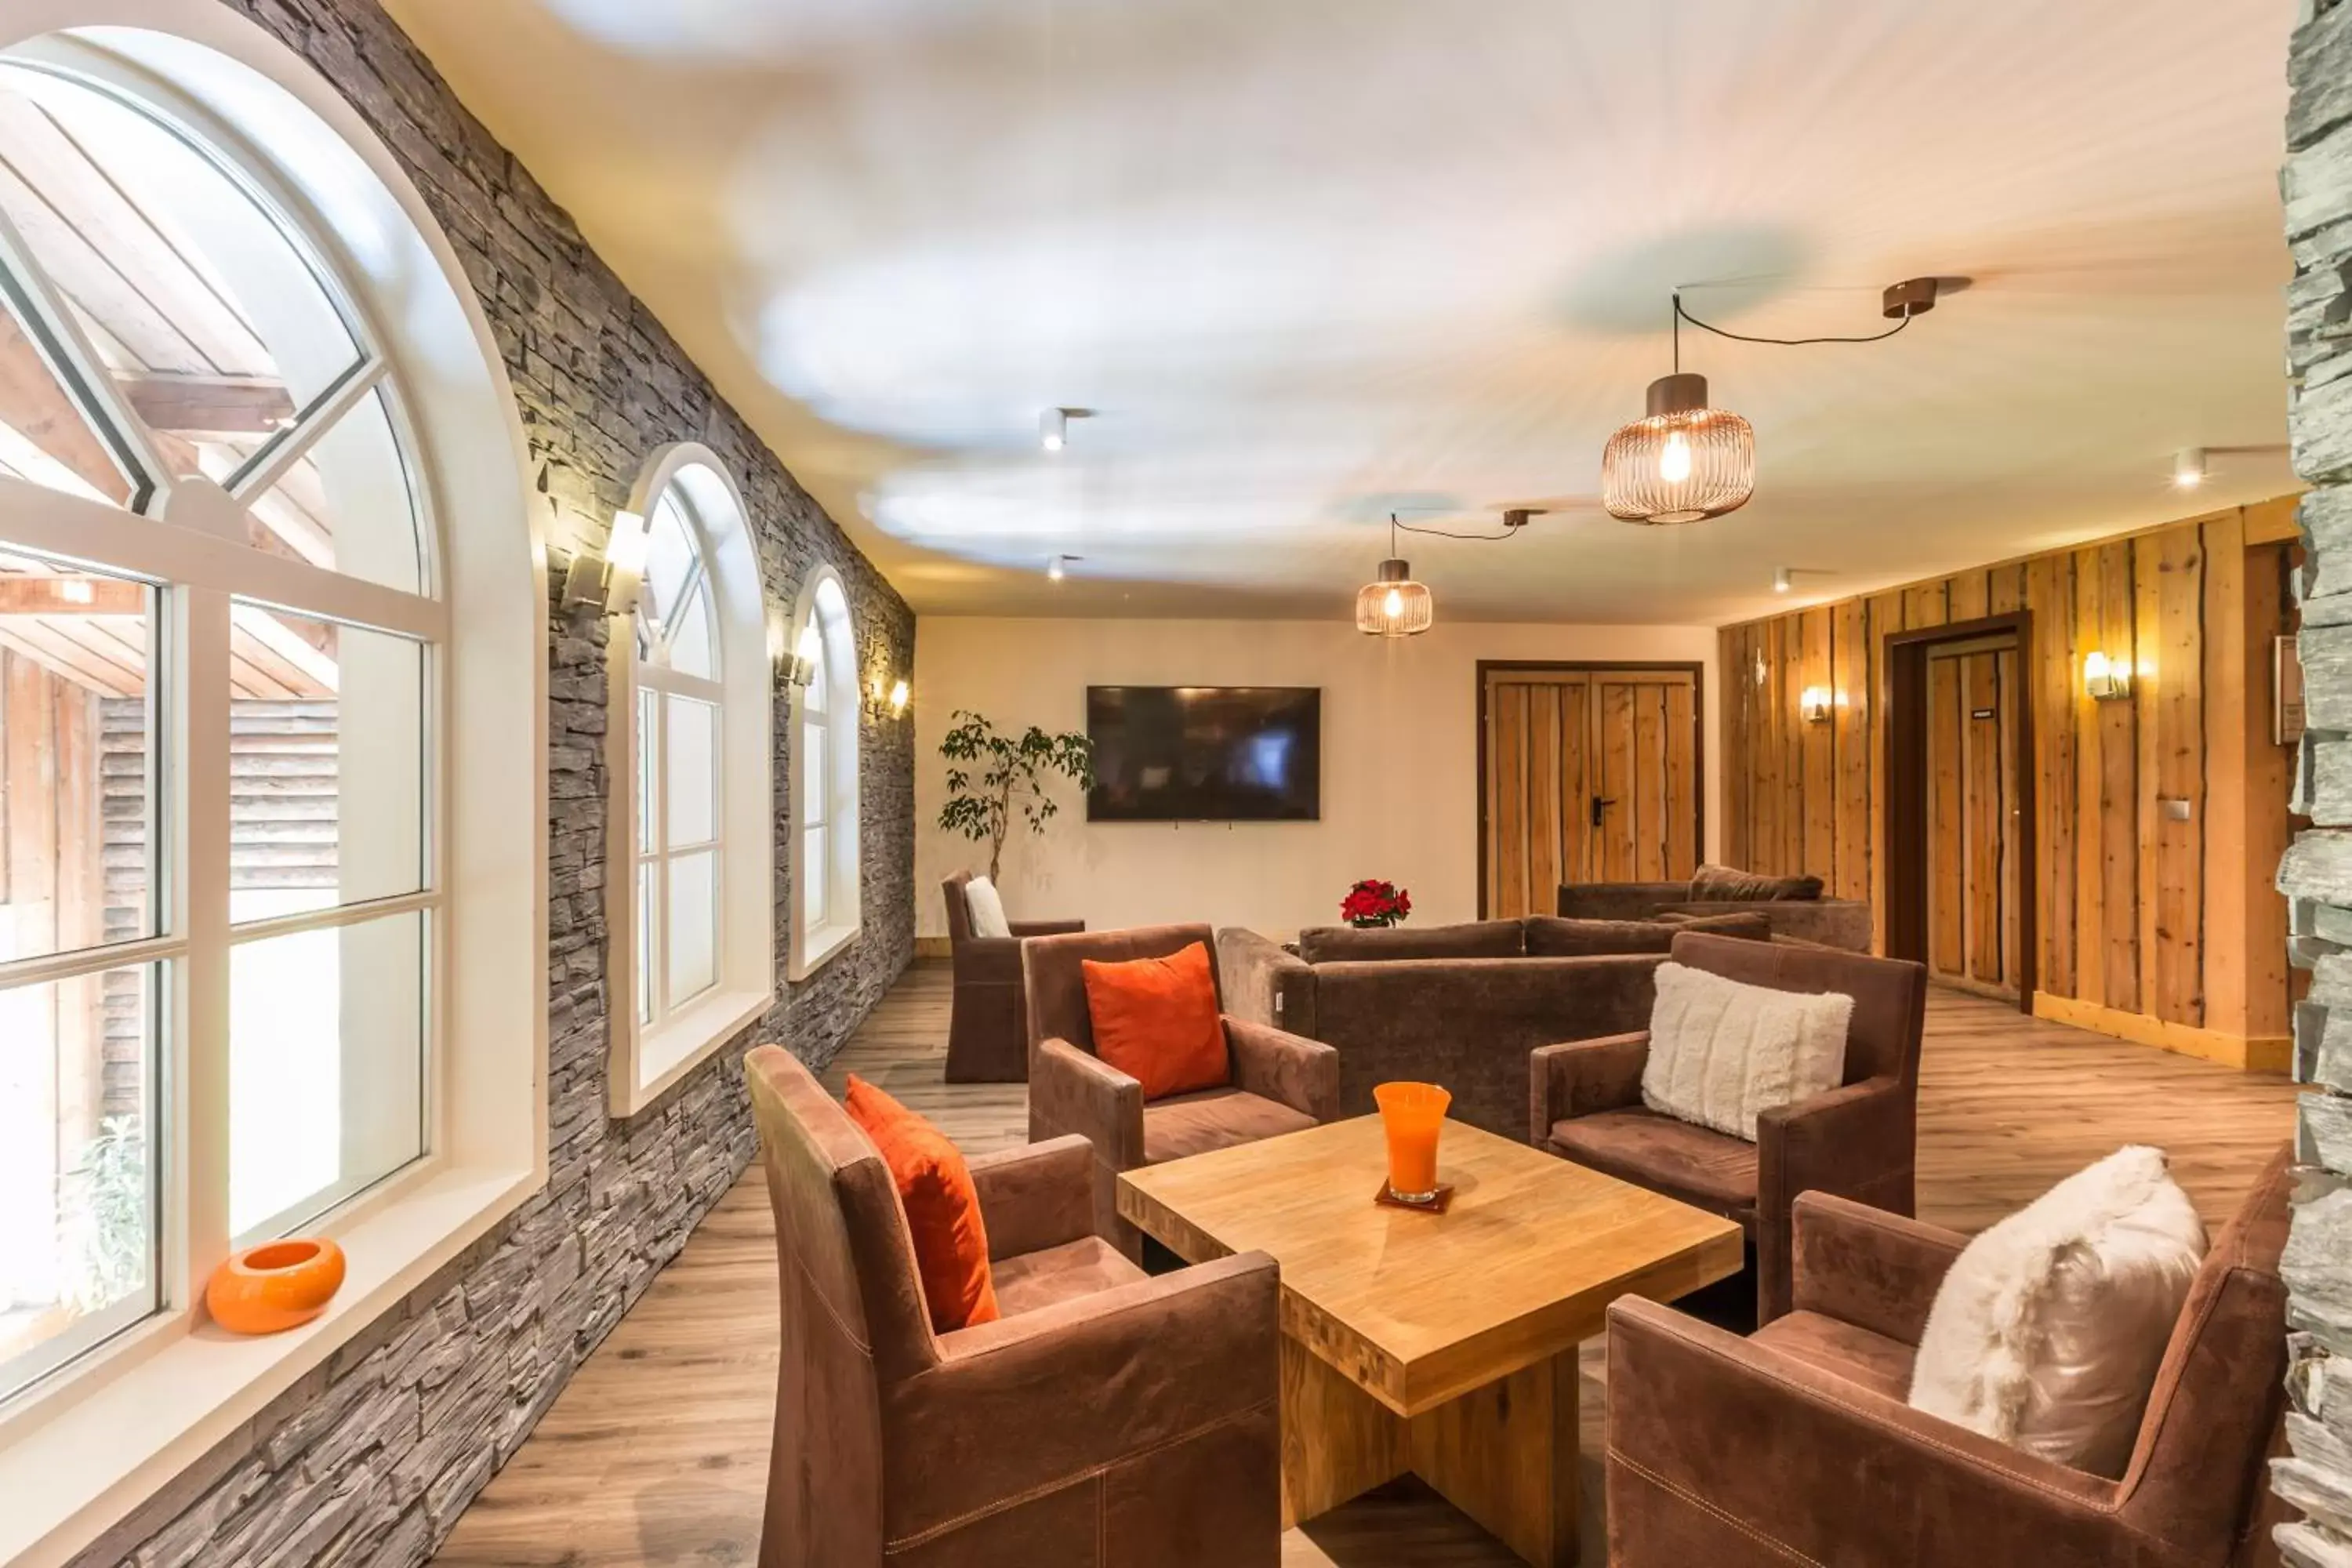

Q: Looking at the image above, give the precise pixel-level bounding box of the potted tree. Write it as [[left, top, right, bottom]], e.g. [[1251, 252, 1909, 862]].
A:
[[937, 710, 1094, 881]]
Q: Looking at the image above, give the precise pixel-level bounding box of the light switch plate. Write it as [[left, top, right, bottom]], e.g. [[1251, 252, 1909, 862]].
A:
[[2162, 797, 2193, 822]]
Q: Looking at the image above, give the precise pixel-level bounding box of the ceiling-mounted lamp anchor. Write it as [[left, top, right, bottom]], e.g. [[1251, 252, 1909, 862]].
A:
[[1881, 278, 1941, 319], [1501, 507, 1550, 531]]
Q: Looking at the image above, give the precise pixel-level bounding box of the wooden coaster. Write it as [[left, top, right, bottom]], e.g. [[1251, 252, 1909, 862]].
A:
[[1374, 1181, 1454, 1215]]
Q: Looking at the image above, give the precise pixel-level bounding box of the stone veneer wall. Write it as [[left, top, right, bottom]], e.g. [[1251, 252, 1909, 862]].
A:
[[62, 2, 917, 1564], [2276, 0, 2352, 1563]]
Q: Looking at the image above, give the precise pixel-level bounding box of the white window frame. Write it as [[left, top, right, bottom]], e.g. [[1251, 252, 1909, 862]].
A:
[[604, 445, 772, 1116], [787, 567, 861, 979], [0, 14, 544, 1568]]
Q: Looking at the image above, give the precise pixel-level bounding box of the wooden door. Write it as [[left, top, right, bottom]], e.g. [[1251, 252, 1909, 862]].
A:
[[1483, 666, 1699, 918], [1926, 639, 2021, 996]]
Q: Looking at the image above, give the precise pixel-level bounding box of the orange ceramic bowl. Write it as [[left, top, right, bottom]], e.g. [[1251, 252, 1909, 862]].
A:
[[205, 1238, 347, 1335]]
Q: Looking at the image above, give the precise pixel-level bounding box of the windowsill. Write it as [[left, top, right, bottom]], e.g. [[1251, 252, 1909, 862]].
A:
[[0, 1158, 538, 1568], [789, 920, 861, 982], [613, 985, 773, 1116]]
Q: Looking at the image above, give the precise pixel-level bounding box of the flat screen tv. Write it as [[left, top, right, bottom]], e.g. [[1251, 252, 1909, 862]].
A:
[[1087, 686, 1321, 822]]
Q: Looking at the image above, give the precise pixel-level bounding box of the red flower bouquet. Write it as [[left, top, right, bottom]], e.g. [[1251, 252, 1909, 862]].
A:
[[1340, 878, 1412, 929]]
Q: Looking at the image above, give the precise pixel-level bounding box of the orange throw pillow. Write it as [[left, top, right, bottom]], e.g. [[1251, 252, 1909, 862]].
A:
[[1080, 941, 1230, 1100], [843, 1075, 1000, 1332]]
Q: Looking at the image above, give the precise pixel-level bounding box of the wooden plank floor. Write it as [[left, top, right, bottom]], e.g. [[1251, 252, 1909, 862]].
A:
[[434, 969, 2296, 1567]]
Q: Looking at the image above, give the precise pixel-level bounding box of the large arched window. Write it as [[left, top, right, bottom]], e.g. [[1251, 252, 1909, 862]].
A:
[[607, 447, 771, 1113], [0, 16, 539, 1562], [789, 567, 860, 978]]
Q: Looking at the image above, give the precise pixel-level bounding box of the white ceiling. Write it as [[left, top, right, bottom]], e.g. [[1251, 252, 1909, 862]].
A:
[[383, 0, 2302, 626]]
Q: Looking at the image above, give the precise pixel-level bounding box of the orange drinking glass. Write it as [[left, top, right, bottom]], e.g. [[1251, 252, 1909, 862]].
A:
[[1374, 1081, 1450, 1203]]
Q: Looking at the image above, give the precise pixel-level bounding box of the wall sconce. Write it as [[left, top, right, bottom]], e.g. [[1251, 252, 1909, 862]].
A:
[[866, 674, 911, 719], [1799, 685, 1833, 724], [2084, 651, 2132, 702], [560, 507, 649, 614], [786, 622, 821, 688]]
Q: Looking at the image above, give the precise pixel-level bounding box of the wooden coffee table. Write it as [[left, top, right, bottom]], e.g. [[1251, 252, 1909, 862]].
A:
[[1117, 1114, 1743, 1567]]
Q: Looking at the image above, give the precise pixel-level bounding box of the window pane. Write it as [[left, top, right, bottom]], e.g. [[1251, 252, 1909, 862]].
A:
[[666, 695, 716, 848], [229, 607, 423, 921], [0, 959, 154, 1402], [803, 627, 827, 713], [0, 557, 154, 962], [669, 580, 713, 681], [241, 388, 421, 595], [230, 909, 423, 1239], [802, 720, 826, 828], [666, 850, 715, 1004], [802, 826, 828, 929], [641, 492, 696, 636], [636, 860, 655, 1024], [0, 290, 135, 506], [0, 67, 365, 481], [636, 686, 657, 856]]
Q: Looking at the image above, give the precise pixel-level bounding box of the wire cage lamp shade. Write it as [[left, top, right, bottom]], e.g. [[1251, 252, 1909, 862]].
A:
[[1602, 372, 1755, 524], [1356, 557, 1433, 637]]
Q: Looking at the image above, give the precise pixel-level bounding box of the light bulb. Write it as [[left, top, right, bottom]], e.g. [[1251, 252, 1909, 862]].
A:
[[1040, 408, 1067, 452], [889, 679, 909, 715], [1658, 430, 1692, 485], [1384, 587, 1405, 619], [60, 579, 94, 604], [1047, 555, 1066, 581], [604, 509, 649, 577]]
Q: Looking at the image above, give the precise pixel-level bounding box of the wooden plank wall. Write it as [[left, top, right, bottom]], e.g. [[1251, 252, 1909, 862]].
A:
[[1719, 500, 2299, 1062]]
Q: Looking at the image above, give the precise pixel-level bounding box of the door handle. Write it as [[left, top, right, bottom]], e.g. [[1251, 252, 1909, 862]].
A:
[[1590, 795, 1616, 828]]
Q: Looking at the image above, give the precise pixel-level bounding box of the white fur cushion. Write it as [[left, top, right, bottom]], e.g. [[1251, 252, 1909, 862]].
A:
[[962, 876, 1012, 939], [1907, 1145, 2208, 1478], [1639, 961, 1853, 1141]]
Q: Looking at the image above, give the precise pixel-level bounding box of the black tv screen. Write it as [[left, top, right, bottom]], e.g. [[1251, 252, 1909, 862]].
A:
[[1087, 687, 1321, 822]]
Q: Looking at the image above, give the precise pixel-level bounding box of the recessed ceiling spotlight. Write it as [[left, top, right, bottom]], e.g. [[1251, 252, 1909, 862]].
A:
[[1040, 406, 1093, 452], [2173, 448, 2209, 490]]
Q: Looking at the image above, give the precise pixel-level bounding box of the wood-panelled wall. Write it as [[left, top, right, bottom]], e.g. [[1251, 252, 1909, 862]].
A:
[[1719, 499, 2300, 1067]]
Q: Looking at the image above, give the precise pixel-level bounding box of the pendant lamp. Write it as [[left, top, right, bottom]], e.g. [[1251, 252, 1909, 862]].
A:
[[1356, 515, 1433, 637], [1603, 280, 1941, 525], [1602, 372, 1755, 524]]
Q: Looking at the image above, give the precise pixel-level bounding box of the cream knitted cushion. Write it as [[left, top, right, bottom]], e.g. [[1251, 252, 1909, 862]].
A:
[[1907, 1145, 2206, 1478], [1639, 960, 1853, 1141]]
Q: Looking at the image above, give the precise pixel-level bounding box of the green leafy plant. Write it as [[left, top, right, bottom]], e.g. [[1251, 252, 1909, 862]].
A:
[[60, 1114, 147, 1313], [937, 710, 1094, 882]]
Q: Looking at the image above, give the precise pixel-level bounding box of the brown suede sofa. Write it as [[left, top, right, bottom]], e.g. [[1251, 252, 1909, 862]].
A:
[[1559, 871, 1873, 951], [1605, 1148, 2295, 1567], [1025, 923, 1340, 1258], [941, 871, 1083, 1083], [1214, 913, 1767, 1141], [1532, 931, 1927, 1323], [745, 1045, 1282, 1566]]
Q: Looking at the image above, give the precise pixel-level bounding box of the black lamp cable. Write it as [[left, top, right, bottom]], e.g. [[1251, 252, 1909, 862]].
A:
[[1672, 290, 1918, 358]]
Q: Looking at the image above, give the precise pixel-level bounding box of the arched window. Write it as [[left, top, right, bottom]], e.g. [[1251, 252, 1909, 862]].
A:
[[0, 15, 538, 1550], [608, 448, 771, 1113], [789, 568, 860, 978]]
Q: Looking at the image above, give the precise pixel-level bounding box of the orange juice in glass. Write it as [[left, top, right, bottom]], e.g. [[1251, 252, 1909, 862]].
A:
[[1374, 1081, 1450, 1203]]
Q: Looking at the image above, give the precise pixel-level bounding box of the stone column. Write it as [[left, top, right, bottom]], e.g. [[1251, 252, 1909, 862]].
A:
[[2274, 1, 2352, 1561]]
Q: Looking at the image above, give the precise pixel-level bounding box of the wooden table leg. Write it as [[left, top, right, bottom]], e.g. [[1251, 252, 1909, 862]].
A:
[[1279, 1336, 1406, 1527], [1410, 1348, 1581, 1567]]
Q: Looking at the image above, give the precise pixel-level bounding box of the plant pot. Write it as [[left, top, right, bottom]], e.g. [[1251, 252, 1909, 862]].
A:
[[1348, 916, 1399, 929], [205, 1237, 347, 1335]]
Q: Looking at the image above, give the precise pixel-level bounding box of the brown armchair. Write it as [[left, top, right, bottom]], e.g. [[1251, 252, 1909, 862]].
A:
[[942, 870, 1083, 1083], [746, 1045, 1282, 1567], [1025, 923, 1341, 1258], [1530, 931, 1926, 1323], [1604, 1148, 2294, 1567]]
